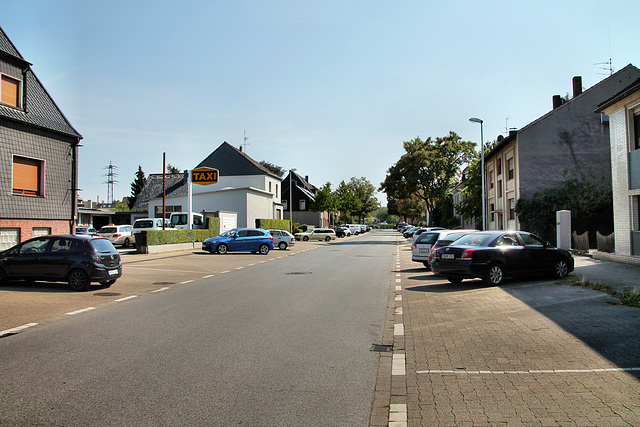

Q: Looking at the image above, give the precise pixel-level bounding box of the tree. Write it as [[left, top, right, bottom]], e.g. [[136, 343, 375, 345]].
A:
[[456, 140, 499, 227], [347, 177, 379, 223], [380, 132, 475, 225], [310, 182, 337, 225], [334, 180, 360, 222], [166, 164, 180, 174], [128, 165, 146, 210], [259, 161, 285, 178]]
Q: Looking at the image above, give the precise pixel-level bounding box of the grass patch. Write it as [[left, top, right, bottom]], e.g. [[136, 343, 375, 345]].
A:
[[562, 276, 640, 308]]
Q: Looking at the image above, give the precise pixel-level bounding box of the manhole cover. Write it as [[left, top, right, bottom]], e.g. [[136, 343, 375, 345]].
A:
[[152, 282, 175, 285], [94, 292, 122, 297], [284, 272, 312, 275], [370, 344, 393, 352]]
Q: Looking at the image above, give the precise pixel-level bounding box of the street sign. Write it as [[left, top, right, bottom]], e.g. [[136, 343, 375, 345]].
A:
[[191, 167, 219, 185]]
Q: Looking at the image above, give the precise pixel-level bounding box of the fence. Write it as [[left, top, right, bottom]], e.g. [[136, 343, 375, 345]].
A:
[[596, 231, 615, 253], [572, 231, 589, 254]]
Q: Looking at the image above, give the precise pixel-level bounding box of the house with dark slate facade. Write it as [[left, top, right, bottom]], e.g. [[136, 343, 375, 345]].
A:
[[281, 171, 328, 228], [0, 27, 82, 250]]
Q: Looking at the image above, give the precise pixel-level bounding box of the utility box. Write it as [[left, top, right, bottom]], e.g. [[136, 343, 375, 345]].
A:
[[556, 210, 571, 249]]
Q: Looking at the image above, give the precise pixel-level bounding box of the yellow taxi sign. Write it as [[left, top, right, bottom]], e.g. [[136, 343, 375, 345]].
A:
[[191, 167, 219, 185]]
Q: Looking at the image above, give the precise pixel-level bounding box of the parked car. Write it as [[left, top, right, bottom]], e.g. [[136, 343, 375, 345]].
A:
[[202, 228, 274, 254], [431, 231, 574, 285], [343, 224, 362, 236], [98, 224, 133, 247], [267, 229, 296, 250], [412, 229, 449, 268], [340, 227, 352, 237], [411, 226, 445, 242], [403, 226, 420, 238], [0, 235, 122, 291], [295, 228, 336, 241], [75, 226, 97, 237], [132, 218, 175, 237], [332, 227, 346, 238], [426, 230, 479, 266]]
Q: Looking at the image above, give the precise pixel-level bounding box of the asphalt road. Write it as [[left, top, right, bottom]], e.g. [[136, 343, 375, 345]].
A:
[[0, 231, 395, 426]]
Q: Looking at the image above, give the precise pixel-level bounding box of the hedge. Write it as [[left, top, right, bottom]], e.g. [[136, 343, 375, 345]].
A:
[[136, 216, 221, 247], [255, 218, 291, 231]]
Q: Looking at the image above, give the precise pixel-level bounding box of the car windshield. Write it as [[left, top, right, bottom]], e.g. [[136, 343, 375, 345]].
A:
[[171, 214, 188, 226], [100, 227, 117, 233], [134, 220, 154, 228], [451, 233, 494, 247], [89, 239, 117, 253], [220, 229, 237, 237], [416, 232, 440, 244]]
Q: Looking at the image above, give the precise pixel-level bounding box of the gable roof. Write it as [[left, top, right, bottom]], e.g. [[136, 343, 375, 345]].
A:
[[196, 141, 281, 179], [0, 26, 82, 140], [596, 76, 640, 112], [131, 172, 188, 212]]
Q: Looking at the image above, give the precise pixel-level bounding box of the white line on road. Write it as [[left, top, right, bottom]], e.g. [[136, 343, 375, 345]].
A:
[[180, 280, 194, 284], [416, 368, 640, 374], [389, 403, 407, 426], [125, 266, 207, 273], [392, 353, 406, 376], [202, 274, 215, 278], [114, 295, 138, 302], [395, 286, 402, 291], [0, 322, 39, 337], [65, 307, 96, 316], [220, 270, 230, 274], [394, 324, 404, 336], [235, 267, 244, 270], [151, 287, 170, 293]]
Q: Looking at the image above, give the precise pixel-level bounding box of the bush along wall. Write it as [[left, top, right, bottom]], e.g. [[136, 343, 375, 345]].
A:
[[139, 216, 221, 247], [255, 218, 291, 231]]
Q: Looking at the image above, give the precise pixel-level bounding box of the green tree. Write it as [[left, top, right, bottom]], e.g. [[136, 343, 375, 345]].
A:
[[166, 164, 181, 174], [380, 132, 475, 226], [114, 200, 130, 212], [456, 140, 499, 227], [334, 180, 360, 221], [347, 177, 379, 223], [310, 182, 338, 225], [259, 161, 285, 178], [129, 165, 146, 210]]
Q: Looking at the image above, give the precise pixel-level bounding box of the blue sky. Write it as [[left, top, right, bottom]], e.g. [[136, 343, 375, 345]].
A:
[[3, 0, 640, 206]]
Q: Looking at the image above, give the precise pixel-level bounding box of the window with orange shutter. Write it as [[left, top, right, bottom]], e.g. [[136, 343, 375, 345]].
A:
[[12, 156, 42, 196], [1, 75, 21, 108]]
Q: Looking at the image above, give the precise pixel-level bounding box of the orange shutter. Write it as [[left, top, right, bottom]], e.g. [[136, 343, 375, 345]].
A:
[[1, 76, 20, 107], [13, 157, 40, 195]]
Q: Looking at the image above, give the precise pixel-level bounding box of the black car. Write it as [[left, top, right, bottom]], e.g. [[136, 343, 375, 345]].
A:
[[332, 227, 346, 238], [431, 231, 574, 285], [0, 235, 122, 291]]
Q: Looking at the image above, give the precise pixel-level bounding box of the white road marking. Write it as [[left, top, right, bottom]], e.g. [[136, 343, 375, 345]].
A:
[[395, 286, 402, 291], [392, 353, 406, 376], [114, 295, 138, 302], [151, 287, 170, 293], [235, 267, 244, 270], [416, 368, 640, 374], [395, 295, 402, 301], [125, 266, 206, 273], [394, 324, 404, 336], [180, 280, 194, 284], [65, 307, 96, 316], [0, 322, 39, 337], [389, 403, 408, 426], [202, 274, 214, 278], [220, 270, 230, 274]]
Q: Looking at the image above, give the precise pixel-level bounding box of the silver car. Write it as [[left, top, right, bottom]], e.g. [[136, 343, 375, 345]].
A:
[[267, 229, 296, 250]]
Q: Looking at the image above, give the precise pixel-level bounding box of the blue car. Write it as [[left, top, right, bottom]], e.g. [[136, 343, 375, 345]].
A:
[[202, 228, 274, 255]]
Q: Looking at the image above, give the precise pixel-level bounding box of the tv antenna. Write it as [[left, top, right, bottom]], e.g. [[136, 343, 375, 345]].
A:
[[595, 28, 614, 76], [103, 161, 119, 204], [243, 131, 250, 152], [505, 117, 517, 134]]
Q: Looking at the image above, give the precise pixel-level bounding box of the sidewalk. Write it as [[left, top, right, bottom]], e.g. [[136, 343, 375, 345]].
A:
[[572, 255, 640, 295]]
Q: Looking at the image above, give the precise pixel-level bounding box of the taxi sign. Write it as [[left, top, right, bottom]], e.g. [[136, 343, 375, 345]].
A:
[[191, 167, 219, 185]]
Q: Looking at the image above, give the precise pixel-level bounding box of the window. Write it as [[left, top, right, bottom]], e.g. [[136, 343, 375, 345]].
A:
[[518, 233, 544, 248], [299, 199, 306, 210], [507, 157, 514, 181], [269, 182, 272, 192], [635, 113, 640, 151], [496, 158, 502, 176], [283, 200, 288, 210], [13, 156, 43, 196], [32, 227, 51, 238], [1, 75, 21, 108], [0, 228, 20, 251], [489, 171, 494, 189], [508, 198, 515, 220], [497, 180, 502, 196]]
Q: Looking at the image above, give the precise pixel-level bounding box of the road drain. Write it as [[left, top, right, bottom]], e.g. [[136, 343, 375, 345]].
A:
[[284, 272, 312, 275], [370, 344, 393, 352], [94, 292, 121, 297]]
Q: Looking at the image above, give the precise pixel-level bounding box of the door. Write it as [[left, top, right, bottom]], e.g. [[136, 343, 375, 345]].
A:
[[39, 237, 77, 280], [517, 233, 555, 272], [3, 237, 51, 279], [230, 230, 249, 251]]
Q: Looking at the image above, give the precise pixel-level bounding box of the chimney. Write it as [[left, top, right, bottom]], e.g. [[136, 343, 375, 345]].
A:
[[305, 175, 309, 183], [572, 76, 582, 97], [552, 95, 563, 109]]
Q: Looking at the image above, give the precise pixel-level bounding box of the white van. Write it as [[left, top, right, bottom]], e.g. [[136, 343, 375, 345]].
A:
[[132, 218, 175, 236], [344, 224, 361, 235], [169, 212, 205, 230]]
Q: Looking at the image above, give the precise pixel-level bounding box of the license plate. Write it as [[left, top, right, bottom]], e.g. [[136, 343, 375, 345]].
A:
[[418, 248, 429, 253], [441, 254, 455, 259], [108, 269, 119, 276]]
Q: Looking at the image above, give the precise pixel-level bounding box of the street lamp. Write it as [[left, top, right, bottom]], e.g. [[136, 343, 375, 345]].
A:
[[289, 168, 297, 233], [469, 117, 485, 231]]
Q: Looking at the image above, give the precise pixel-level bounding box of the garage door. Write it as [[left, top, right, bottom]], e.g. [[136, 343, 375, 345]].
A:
[[0, 228, 20, 251]]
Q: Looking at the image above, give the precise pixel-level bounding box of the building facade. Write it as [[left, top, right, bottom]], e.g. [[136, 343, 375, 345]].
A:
[[0, 27, 82, 250], [281, 171, 328, 228]]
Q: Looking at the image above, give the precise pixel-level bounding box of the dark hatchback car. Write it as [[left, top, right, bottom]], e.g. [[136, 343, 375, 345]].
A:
[[431, 231, 574, 285], [0, 235, 122, 291]]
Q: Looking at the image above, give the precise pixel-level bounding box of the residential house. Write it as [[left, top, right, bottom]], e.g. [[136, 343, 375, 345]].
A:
[[596, 76, 640, 257], [451, 166, 477, 229], [483, 65, 640, 231], [281, 171, 329, 228], [133, 142, 283, 228], [0, 27, 82, 250]]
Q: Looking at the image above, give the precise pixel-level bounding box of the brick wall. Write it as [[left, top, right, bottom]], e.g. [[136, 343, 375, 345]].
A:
[[0, 219, 71, 243]]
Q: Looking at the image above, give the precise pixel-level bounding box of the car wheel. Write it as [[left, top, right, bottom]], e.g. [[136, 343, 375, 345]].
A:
[[554, 259, 569, 279], [259, 244, 270, 255], [325, 236, 331, 242], [216, 244, 228, 254], [447, 276, 463, 284], [123, 238, 130, 248], [278, 241, 287, 250], [484, 263, 504, 285], [422, 262, 431, 270], [0, 268, 7, 285], [303, 236, 309, 241], [68, 269, 91, 292], [99, 279, 117, 287]]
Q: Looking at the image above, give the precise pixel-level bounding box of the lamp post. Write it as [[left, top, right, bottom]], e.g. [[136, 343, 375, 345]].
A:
[[469, 117, 485, 231], [289, 168, 297, 233]]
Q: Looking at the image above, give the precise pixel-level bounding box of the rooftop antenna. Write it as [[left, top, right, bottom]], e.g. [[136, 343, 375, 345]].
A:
[[243, 131, 250, 152], [595, 28, 614, 76], [103, 161, 118, 204]]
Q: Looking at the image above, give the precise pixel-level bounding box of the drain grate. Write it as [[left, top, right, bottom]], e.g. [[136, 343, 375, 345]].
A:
[[152, 282, 175, 285], [370, 344, 393, 352], [284, 272, 312, 275], [94, 292, 122, 297]]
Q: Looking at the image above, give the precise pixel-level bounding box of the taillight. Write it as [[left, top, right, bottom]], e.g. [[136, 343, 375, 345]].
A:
[[461, 249, 475, 259], [269, 236, 273, 241], [114, 233, 121, 237], [412, 242, 417, 248]]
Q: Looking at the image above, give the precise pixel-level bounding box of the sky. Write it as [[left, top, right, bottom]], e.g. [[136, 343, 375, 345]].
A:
[[3, 0, 640, 207]]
